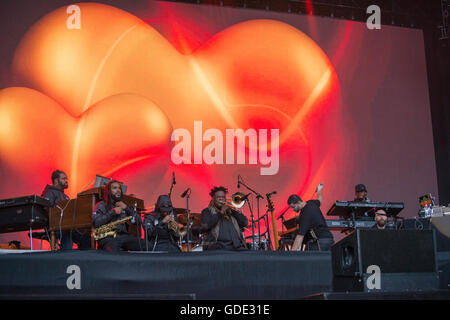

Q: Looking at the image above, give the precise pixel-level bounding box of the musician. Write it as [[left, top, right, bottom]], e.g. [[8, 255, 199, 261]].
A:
[[288, 183, 334, 251], [41, 170, 90, 250], [372, 209, 395, 230], [200, 186, 248, 251], [42, 170, 69, 206], [92, 180, 147, 252], [350, 183, 375, 219], [354, 184, 370, 203], [143, 195, 181, 252]]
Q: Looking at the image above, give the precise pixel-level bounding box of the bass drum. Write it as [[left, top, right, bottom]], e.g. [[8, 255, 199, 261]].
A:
[[180, 241, 203, 252], [191, 244, 203, 252]]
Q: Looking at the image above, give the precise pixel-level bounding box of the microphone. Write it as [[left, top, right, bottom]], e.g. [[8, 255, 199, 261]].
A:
[[267, 191, 277, 197], [172, 172, 176, 185], [181, 188, 191, 198], [237, 175, 241, 189], [277, 207, 289, 220], [240, 193, 251, 202]]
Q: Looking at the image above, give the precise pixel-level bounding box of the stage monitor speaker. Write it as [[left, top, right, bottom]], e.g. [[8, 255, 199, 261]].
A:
[[331, 229, 439, 292], [401, 217, 450, 252]]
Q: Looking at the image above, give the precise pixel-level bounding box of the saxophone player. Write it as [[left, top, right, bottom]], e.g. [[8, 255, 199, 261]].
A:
[[143, 195, 182, 252], [92, 180, 147, 252], [200, 186, 248, 251]]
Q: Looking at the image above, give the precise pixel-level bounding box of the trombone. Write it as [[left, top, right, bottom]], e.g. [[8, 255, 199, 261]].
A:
[[230, 192, 249, 209], [220, 192, 250, 218]]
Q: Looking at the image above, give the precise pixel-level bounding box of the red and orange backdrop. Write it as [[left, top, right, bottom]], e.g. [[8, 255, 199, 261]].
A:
[[0, 1, 438, 248]]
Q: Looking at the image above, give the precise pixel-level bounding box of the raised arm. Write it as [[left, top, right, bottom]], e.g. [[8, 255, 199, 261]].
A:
[[316, 182, 324, 205]]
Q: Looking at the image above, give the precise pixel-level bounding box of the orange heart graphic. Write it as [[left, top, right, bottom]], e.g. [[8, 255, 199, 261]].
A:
[[2, 2, 342, 218], [0, 87, 172, 197]]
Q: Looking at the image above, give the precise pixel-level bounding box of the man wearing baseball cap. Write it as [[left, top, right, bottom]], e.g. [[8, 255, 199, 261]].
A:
[[354, 184, 370, 203]]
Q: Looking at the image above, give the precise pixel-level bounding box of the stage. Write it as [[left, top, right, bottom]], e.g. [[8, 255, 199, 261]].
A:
[[0, 0, 450, 307], [0, 249, 449, 300]]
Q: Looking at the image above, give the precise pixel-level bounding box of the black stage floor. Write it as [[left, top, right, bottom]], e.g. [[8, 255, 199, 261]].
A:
[[0, 250, 449, 300]]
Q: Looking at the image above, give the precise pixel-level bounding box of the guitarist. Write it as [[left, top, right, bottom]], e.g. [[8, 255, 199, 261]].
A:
[[287, 183, 334, 251]]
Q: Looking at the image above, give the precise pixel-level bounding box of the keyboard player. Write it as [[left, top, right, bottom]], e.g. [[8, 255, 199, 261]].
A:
[[352, 183, 373, 219], [372, 209, 396, 230], [354, 184, 370, 203], [41, 170, 90, 250]]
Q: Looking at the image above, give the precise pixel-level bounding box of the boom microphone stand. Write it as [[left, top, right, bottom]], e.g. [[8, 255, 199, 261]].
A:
[[244, 195, 256, 250], [277, 207, 289, 251], [131, 202, 144, 252], [277, 207, 289, 232], [181, 188, 191, 252], [238, 175, 267, 249]]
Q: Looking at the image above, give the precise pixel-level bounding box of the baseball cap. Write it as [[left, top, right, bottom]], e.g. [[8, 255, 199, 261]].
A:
[[355, 184, 367, 192]]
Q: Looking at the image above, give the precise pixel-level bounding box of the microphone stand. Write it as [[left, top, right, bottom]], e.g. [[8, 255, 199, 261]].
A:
[[182, 188, 192, 252], [263, 207, 273, 251], [277, 207, 289, 232], [131, 202, 144, 251], [277, 207, 289, 251], [168, 172, 176, 199], [245, 196, 256, 250], [144, 220, 149, 252], [141, 212, 153, 252], [239, 177, 265, 249]]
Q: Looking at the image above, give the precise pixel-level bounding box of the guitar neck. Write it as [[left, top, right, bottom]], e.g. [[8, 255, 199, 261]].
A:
[[270, 209, 279, 250]]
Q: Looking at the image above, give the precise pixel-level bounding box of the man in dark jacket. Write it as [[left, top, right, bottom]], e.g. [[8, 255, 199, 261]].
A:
[[92, 180, 147, 252], [200, 186, 248, 251], [143, 195, 181, 252], [41, 170, 90, 250]]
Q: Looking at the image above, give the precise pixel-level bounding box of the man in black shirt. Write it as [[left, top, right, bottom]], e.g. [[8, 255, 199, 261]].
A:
[[354, 184, 370, 203], [200, 186, 248, 251], [93, 180, 147, 252], [41, 170, 90, 250], [143, 195, 181, 252], [371, 209, 395, 230], [287, 183, 334, 251]]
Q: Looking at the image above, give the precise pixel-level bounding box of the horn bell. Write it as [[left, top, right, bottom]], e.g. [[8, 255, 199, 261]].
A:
[[231, 192, 246, 209]]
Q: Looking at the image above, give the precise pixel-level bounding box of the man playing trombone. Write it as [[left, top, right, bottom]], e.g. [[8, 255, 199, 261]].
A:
[[200, 186, 248, 251]]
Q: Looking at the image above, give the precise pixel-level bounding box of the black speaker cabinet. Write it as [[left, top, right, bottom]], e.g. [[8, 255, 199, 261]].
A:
[[331, 229, 439, 292]]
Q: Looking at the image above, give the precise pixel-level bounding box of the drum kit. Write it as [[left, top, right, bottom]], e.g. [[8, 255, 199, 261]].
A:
[[245, 233, 269, 250], [173, 208, 203, 252]]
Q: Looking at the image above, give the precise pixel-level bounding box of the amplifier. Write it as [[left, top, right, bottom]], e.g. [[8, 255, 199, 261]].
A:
[[331, 229, 439, 292]]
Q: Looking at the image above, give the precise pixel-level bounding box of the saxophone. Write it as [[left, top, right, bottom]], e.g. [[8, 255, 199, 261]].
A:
[[92, 216, 133, 241]]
